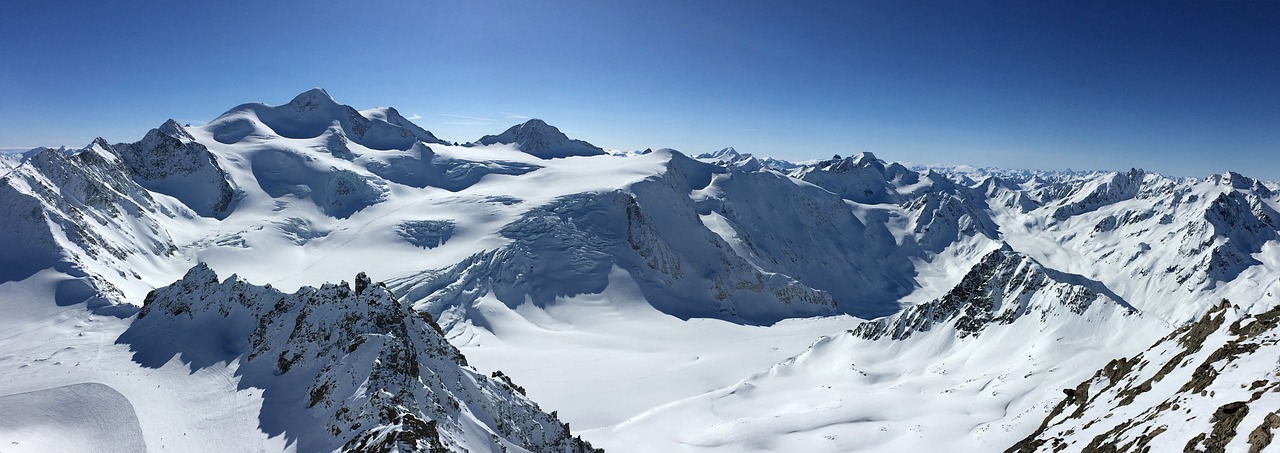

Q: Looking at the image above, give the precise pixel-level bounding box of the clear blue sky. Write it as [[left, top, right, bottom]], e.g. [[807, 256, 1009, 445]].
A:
[[2, 1, 1278, 180]]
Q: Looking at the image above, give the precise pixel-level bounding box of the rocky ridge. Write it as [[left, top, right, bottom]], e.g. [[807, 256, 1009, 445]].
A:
[[120, 264, 599, 453]]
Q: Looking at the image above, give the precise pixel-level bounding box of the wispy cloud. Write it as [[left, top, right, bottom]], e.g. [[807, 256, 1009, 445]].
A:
[[440, 113, 494, 122], [500, 111, 531, 120], [438, 113, 496, 126], [406, 113, 423, 120]]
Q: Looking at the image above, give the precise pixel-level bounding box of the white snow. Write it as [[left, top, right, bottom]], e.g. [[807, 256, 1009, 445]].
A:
[[0, 383, 146, 453], [3, 89, 1279, 452]]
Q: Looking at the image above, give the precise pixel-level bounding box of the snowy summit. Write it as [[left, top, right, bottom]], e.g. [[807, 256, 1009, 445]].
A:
[[474, 119, 606, 159], [2, 89, 1280, 453]]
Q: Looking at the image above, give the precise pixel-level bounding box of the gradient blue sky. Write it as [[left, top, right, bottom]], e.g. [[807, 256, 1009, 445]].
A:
[[2, 1, 1278, 180]]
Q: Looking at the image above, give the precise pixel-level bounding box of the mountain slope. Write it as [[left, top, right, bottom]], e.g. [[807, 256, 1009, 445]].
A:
[[852, 244, 1135, 340], [114, 120, 240, 219], [1010, 300, 1280, 453], [596, 241, 1154, 452], [119, 264, 598, 453], [4, 89, 1280, 453], [207, 88, 450, 150]]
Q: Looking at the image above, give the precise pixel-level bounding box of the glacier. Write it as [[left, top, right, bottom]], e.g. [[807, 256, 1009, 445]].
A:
[[2, 89, 1279, 452]]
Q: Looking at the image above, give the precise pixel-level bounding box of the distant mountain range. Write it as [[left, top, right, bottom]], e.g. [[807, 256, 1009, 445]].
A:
[[2, 89, 1278, 452]]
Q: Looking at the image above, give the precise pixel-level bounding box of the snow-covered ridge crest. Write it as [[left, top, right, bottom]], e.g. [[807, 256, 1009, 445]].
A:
[[0, 139, 184, 313], [692, 147, 799, 172], [852, 244, 1137, 341], [206, 87, 450, 150], [120, 263, 599, 453], [8, 88, 1280, 453]]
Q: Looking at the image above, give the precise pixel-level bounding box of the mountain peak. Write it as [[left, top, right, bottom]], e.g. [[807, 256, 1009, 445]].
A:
[[77, 137, 121, 164], [815, 151, 885, 174], [475, 118, 605, 158], [157, 119, 193, 141], [207, 89, 449, 150], [285, 88, 337, 112], [697, 147, 744, 161]]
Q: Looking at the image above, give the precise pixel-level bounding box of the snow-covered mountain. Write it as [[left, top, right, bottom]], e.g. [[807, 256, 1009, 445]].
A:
[[474, 119, 605, 159], [3, 89, 1279, 452], [1011, 300, 1280, 452], [121, 264, 597, 452]]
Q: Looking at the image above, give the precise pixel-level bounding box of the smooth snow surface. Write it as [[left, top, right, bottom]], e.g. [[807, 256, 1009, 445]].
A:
[[0, 270, 287, 453], [0, 383, 146, 453], [4, 89, 1280, 452]]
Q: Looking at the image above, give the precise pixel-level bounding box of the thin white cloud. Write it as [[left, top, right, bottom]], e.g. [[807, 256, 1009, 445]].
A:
[[406, 114, 423, 120], [439, 113, 494, 122], [500, 112, 531, 120]]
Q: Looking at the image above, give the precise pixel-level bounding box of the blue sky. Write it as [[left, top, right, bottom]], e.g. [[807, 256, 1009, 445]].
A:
[[2, 1, 1278, 180]]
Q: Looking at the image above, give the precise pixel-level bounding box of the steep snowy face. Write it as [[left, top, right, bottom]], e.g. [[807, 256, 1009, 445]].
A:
[[1047, 168, 1147, 221], [900, 172, 1001, 253], [782, 154, 1002, 254], [206, 88, 449, 150], [1197, 189, 1280, 282], [0, 142, 183, 312], [114, 120, 239, 219], [360, 106, 451, 146], [695, 147, 745, 163], [853, 245, 1135, 340], [120, 264, 599, 453], [388, 150, 922, 325], [983, 167, 1280, 321], [976, 175, 1042, 213], [694, 147, 800, 172], [1011, 300, 1280, 453], [391, 181, 841, 325], [789, 152, 915, 204], [475, 119, 606, 159], [697, 168, 913, 316]]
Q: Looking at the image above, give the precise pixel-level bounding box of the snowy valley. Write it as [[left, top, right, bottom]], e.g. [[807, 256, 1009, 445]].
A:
[[2, 89, 1280, 452]]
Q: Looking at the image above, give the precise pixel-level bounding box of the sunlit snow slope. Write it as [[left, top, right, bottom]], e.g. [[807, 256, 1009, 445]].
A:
[[3, 89, 1279, 452]]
